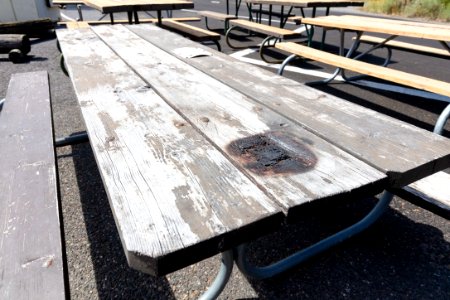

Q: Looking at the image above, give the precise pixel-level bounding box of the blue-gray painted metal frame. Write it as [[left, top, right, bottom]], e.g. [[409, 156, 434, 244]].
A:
[[199, 250, 234, 300], [235, 191, 394, 279]]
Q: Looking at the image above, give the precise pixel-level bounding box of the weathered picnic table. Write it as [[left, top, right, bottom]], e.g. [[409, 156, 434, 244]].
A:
[[82, 0, 194, 24], [56, 24, 450, 298]]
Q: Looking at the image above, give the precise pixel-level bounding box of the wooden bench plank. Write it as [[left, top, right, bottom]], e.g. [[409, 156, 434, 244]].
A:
[[276, 42, 450, 99], [161, 19, 220, 41], [247, 0, 365, 7], [52, 0, 84, 4], [0, 71, 66, 299], [395, 171, 450, 219], [65, 21, 90, 29], [197, 10, 237, 21], [229, 19, 301, 39], [94, 25, 387, 219], [357, 35, 450, 58], [56, 27, 284, 276], [128, 24, 450, 188], [301, 15, 450, 41]]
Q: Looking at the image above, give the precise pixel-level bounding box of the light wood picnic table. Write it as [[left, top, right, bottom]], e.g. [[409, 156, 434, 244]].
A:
[[301, 14, 450, 42], [82, 0, 194, 24], [244, 0, 364, 26], [296, 15, 450, 98], [56, 24, 450, 297]]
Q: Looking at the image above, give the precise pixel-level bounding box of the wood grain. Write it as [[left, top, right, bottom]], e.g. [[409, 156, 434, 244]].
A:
[[56, 27, 283, 276], [0, 71, 66, 299], [128, 24, 450, 187], [161, 19, 220, 40], [93, 24, 387, 219], [357, 35, 450, 58], [197, 10, 238, 21], [275, 42, 450, 98], [301, 15, 450, 42]]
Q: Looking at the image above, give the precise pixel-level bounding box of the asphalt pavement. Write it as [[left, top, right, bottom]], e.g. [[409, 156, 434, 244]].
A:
[[0, 1, 449, 299]]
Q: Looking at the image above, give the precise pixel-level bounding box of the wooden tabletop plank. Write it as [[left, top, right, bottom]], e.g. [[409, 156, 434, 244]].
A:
[[0, 71, 65, 299], [56, 27, 283, 276], [128, 24, 450, 187], [301, 15, 450, 42], [83, 0, 193, 13], [245, 0, 365, 8], [92, 24, 387, 219]]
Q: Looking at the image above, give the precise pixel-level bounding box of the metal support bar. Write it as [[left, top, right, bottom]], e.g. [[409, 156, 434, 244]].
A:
[[110, 13, 115, 25], [434, 104, 450, 135], [235, 191, 394, 280], [127, 11, 133, 24], [76, 4, 84, 21], [0, 98, 5, 110], [259, 36, 282, 63], [277, 54, 299, 75], [55, 132, 89, 147], [440, 41, 450, 52], [157, 10, 162, 25], [212, 40, 222, 52], [235, 0, 242, 16], [198, 250, 234, 300], [320, 6, 330, 48]]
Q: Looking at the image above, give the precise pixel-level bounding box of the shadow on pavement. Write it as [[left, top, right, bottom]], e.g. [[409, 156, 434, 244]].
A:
[[68, 142, 176, 299], [242, 197, 450, 299]]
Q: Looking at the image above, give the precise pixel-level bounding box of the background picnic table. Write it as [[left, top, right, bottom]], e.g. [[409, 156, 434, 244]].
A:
[[0, 2, 449, 299]]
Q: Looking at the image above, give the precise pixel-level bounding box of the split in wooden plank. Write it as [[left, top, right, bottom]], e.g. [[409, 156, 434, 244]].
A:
[[0, 71, 66, 299], [56, 26, 284, 276], [128, 24, 450, 188]]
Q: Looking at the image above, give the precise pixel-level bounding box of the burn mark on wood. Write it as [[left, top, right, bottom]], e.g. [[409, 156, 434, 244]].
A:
[[227, 131, 317, 175]]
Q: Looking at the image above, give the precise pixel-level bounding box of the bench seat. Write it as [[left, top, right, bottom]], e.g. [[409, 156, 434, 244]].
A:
[[275, 42, 450, 98], [394, 171, 450, 219], [161, 19, 221, 51], [197, 10, 237, 31], [0, 71, 66, 299], [357, 35, 450, 58]]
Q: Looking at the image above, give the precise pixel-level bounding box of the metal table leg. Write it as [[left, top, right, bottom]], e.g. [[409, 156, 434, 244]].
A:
[[235, 191, 394, 279], [198, 250, 234, 300], [434, 104, 450, 135]]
